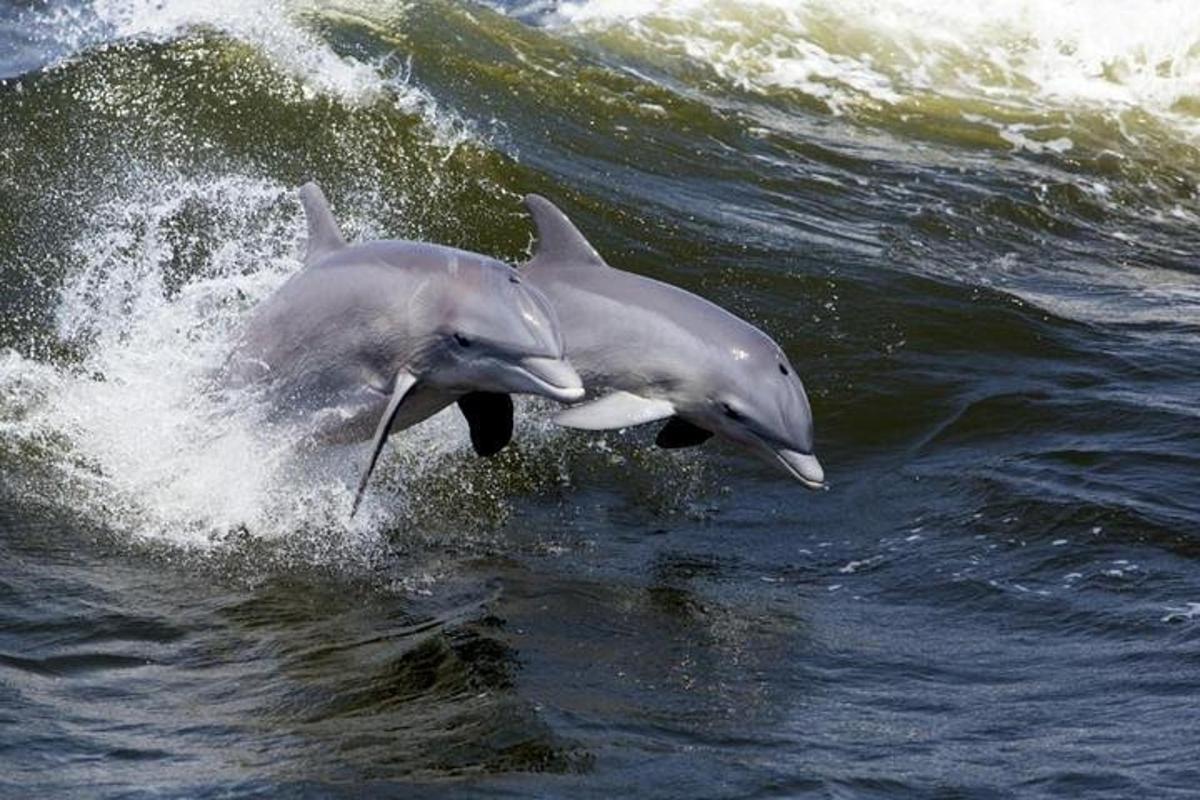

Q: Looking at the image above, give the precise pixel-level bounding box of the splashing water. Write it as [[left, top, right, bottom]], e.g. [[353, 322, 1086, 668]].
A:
[[0, 171, 473, 557], [1, 174, 321, 544]]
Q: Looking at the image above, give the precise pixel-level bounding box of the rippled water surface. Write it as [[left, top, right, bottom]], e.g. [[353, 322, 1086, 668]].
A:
[[1, 1, 1199, 797]]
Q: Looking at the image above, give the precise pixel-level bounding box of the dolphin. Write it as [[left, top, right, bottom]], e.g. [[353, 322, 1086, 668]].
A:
[[519, 196, 824, 488], [226, 183, 584, 514]]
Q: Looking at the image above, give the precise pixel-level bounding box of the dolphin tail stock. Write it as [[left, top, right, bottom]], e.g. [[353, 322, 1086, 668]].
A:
[[298, 181, 346, 266], [350, 369, 418, 518]]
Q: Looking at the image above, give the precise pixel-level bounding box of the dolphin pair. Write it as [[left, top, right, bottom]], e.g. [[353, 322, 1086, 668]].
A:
[[226, 183, 583, 514], [228, 183, 822, 515]]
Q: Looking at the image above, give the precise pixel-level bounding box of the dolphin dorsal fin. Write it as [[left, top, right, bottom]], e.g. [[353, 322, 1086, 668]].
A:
[[523, 194, 606, 270], [298, 181, 346, 266]]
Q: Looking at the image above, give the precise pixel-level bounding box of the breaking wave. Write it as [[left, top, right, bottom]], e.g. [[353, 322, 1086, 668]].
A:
[[548, 0, 1200, 135]]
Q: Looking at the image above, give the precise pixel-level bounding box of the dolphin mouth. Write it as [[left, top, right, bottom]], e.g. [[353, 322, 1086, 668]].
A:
[[733, 429, 826, 490], [516, 356, 585, 403], [772, 448, 827, 490]]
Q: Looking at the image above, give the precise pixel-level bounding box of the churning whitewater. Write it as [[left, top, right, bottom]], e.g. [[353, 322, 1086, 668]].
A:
[[1, 0, 1198, 797]]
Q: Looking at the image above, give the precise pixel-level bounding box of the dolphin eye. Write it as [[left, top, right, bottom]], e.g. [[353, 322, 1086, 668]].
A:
[[779, 363, 789, 376], [509, 276, 521, 285], [722, 402, 744, 421], [454, 333, 472, 348]]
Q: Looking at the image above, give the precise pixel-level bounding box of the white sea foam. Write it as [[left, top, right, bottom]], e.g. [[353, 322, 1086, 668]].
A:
[[14, 0, 471, 142], [1162, 602, 1200, 623], [20, 0, 376, 101], [550, 0, 1200, 132], [91, 0, 384, 100]]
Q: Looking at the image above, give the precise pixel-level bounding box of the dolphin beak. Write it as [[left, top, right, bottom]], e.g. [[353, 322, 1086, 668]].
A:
[[516, 356, 585, 403], [774, 448, 826, 490], [730, 428, 827, 490]]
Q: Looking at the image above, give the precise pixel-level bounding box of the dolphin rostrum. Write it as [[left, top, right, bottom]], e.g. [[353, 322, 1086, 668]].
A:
[[520, 195, 824, 489], [226, 183, 584, 514]]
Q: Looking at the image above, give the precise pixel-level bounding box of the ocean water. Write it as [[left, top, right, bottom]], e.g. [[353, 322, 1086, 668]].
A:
[[1, 1, 1198, 796]]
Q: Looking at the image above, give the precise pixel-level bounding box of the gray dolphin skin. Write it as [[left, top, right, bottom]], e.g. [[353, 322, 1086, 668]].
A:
[[226, 183, 584, 514], [520, 196, 824, 489]]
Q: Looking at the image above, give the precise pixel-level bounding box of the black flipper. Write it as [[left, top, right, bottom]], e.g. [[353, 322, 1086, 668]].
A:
[[655, 417, 714, 449], [457, 392, 514, 457]]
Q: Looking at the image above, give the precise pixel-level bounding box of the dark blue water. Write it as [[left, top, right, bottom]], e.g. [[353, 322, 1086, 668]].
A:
[[1, 1, 1199, 797]]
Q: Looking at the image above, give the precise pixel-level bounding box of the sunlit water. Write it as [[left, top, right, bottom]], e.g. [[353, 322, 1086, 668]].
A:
[[1, 1, 1198, 797]]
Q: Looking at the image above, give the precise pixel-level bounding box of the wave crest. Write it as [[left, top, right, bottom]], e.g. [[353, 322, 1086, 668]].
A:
[[550, 0, 1200, 132]]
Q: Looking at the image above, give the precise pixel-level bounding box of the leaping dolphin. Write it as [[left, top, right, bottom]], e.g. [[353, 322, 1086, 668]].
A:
[[520, 196, 824, 489], [226, 183, 584, 514]]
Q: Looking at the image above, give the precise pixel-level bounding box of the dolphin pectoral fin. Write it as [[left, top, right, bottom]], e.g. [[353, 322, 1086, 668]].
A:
[[299, 182, 346, 266], [456, 392, 514, 457], [522, 195, 607, 271], [655, 417, 714, 449], [554, 391, 675, 431], [350, 369, 418, 517]]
